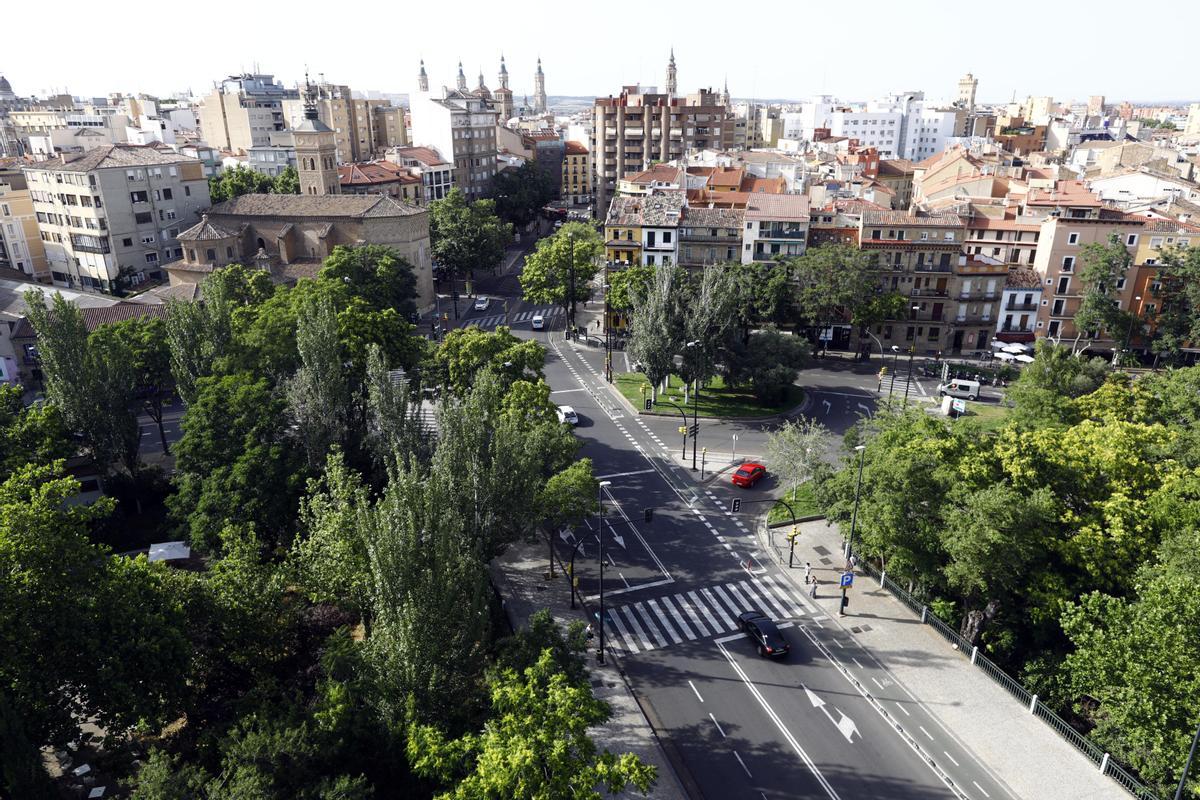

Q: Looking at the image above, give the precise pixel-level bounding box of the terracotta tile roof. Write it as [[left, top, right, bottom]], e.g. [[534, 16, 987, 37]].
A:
[[209, 193, 425, 218], [1143, 216, 1200, 233], [11, 301, 167, 340], [177, 214, 240, 242], [745, 193, 811, 222], [862, 210, 963, 227], [605, 192, 685, 226], [708, 166, 744, 189], [338, 160, 420, 186], [812, 198, 888, 217], [626, 163, 682, 185], [739, 175, 786, 193], [22, 144, 198, 172], [682, 206, 745, 228], [389, 146, 449, 167], [564, 140, 588, 155], [877, 158, 916, 178], [1026, 180, 1102, 207], [1005, 268, 1042, 290]]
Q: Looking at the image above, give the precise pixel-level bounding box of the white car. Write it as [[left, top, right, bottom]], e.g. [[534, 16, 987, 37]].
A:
[[531, 314, 545, 330], [556, 405, 579, 425], [473, 296, 491, 311]]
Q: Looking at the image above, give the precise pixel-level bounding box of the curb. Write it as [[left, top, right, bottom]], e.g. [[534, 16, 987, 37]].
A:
[[610, 385, 808, 423]]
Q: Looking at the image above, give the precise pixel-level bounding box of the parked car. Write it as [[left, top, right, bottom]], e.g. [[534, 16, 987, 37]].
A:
[[531, 314, 545, 330], [473, 296, 491, 311], [937, 379, 980, 401], [731, 462, 767, 488], [556, 405, 579, 426], [737, 611, 790, 658]]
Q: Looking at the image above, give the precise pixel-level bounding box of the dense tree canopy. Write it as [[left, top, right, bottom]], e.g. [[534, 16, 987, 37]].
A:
[[519, 221, 604, 327], [488, 160, 558, 227]]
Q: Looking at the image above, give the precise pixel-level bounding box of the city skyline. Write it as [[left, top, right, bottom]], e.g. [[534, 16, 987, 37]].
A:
[[4, 0, 1198, 104]]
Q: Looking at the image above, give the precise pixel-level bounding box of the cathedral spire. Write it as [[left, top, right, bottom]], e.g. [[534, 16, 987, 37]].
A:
[[666, 49, 677, 98], [417, 59, 429, 93], [456, 60, 467, 92], [533, 57, 547, 114]]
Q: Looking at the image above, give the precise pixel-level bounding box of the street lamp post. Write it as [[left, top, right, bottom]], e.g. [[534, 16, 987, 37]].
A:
[[604, 260, 613, 383], [902, 311, 918, 406], [1119, 295, 1142, 365], [663, 399, 689, 459], [1175, 719, 1200, 800], [889, 345, 901, 401], [596, 479, 612, 664], [686, 341, 701, 470], [845, 444, 866, 561]]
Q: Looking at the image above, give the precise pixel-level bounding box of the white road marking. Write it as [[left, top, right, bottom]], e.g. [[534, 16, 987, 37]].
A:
[[709, 712, 726, 738], [594, 469, 655, 479], [894, 702, 911, 717], [688, 680, 705, 703], [659, 596, 698, 640], [549, 388, 588, 395], [973, 781, 991, 797], [607, 611, 641, 653], [701, 587, 738, 629], [631, 603, 669, 647], [619, 607, 654, 651], [679, 592, 715, 637], [918, 725, 933, 740], [943, 750, 960, 767], [617, 571, 630, 588], [871, 677, 884, 690], [852, 657, 865, 670], [645, 599, 683, 644], [733, 750, 753, 778], [716, 639, 842, 799]]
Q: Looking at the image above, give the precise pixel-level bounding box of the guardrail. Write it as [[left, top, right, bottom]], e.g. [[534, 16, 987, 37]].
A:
[[858, 559, 1160, 800]]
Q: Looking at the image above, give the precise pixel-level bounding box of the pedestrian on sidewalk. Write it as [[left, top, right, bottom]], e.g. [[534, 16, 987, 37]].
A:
[[849, 553, 858, 570], [585, 622, 596, 641], [809, 579, 818, 599], [804, 561, 812, 584]]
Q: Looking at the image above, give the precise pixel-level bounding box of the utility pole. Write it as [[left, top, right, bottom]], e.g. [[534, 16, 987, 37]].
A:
[[1175, 719, 1200, 800], [596, 480, 612, 664], [902, 340, 917, 407], [567, 229, 577, 333], [604, 260, 613, 382]]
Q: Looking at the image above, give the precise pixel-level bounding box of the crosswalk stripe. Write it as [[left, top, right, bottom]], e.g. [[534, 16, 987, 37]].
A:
[[747, 578, 792, 620], [632, 602, 669, 648], [647, 599, 684, 644], [700, 587, 737, 629], [514, 310, 531, 321], [680, 591, 715, 637], [607, 610, 641, 653], [761, 574, 809, 617], [659, 596, 698, 640], [620, 608, 656, 651], [710, 585, 745, 621], [725, 583, 756, 616]]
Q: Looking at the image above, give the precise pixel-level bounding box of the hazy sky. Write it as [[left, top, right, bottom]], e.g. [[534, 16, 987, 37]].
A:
[[4, 0, 1197, 104]]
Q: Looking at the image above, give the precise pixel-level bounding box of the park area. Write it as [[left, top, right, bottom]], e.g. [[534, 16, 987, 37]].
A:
[[614, 372, 804, 419]]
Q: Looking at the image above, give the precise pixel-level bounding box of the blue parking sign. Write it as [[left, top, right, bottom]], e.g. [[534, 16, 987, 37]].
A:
[[840, 572, 854, 588]]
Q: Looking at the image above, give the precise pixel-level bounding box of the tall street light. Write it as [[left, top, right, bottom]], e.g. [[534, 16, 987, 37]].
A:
[[1119, 294, 1142, 365], [846, 444, 866, 561], [685, 341, 701, 470], [596, 479, 613, 664], [902, 308, 919, 407], [889, 345, 901, 401]]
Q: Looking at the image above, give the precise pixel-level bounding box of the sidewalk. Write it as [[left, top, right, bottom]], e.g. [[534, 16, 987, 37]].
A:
[[490, 538, 687, 800], [759, 518, 1127, 800]]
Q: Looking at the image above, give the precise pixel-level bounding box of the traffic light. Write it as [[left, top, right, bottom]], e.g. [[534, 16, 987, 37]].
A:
[[644, 507, 654, 523], [678, 425, 687, 435], [787, 526, 799, 542], [732, 498, 742, 513], [644, 398, 653, 411]]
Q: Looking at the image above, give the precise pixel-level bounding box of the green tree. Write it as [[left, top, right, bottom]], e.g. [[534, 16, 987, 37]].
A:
[[788, 244, 879, 345], [678, 264, 736, 392], [273, 164, 301, 195], [488, 161, 557, 227], [1006, 339, 1111, 427], [626, 265, 681, 400], [408, 649, 656, 800], [319, 244, 419, 320], [0, 385, 71, 481], [209, 164, 276, 203], [1073, 233, 1134, 355], [91, 315, 175, 454], [519, 222, 604, 328], [765, 417, 829, 507], [429, 189, 511, 305], [1149, 245, 1200, 365], [431, 326, 545, 396], [129, 750, 210, 800], [287, 295, 351, 469], [537, 458, 599, 533], [169, 372, 303, 553], [24, 291, 139, 472], [606, 262, 654, 312], [724, 327, 808, 403]]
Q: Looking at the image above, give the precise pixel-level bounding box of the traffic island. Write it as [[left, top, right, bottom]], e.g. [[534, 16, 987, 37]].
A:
[[614, 372, 804, 419]]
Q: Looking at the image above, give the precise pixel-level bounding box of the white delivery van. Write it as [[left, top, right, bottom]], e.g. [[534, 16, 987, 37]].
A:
[[937, 379, 980, 401]]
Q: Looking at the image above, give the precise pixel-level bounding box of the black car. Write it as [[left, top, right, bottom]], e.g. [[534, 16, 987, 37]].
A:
[[737, 611, 790, 658]]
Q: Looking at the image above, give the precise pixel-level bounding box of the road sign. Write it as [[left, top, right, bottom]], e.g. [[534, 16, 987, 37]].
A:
[[731, 498, 742, 513], [951, 398, 966, 414], [840, 572, 854, 587]]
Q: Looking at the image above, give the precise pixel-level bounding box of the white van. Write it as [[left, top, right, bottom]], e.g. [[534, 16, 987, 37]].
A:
[[938, 379, 980, 401]]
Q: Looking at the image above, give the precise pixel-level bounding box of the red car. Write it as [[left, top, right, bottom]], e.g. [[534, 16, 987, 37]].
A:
[[732, 463, 767, 488]]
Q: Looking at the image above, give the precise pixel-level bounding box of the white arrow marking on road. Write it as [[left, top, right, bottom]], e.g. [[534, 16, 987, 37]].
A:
[[821, 399, 832, 414], [803, 685, 859, 743], [605, 521, 626, 549], [857, 403, 873, 417], [558, 528, 575, 544]]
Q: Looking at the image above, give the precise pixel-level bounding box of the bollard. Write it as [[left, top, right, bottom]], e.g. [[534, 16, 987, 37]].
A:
[[1029, 693, 1038, 713], [879, 569, 886, 588], [920, 605, 928, 623], [1100, 753, 1110, 773], [971, 645, 978, 664]]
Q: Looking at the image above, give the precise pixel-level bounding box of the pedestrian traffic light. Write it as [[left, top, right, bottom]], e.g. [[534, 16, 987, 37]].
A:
[[732, 498, 742, 513], [644, 507, 654, 523], [678, 425, 687, 435], [644, 398, 652, 411]]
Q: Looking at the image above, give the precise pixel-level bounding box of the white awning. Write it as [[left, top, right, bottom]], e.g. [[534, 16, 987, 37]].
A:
[[148, 541, 191, 562]]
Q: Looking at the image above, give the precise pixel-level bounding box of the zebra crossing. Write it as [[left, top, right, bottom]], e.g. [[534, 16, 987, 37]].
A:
[[604, 574, 818, 656], [463, 305, 563, 331], [879, 373, 928, 399]]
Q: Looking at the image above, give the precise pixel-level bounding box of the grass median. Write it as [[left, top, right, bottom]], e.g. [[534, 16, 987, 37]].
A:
[[767, 482, 821, 524], [614, 372, 804, 419]]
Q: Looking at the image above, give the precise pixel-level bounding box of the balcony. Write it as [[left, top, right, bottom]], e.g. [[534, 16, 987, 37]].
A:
[[70, 233, 110, 254], [1000, 322, 1035, 333], [1004, 301, 1039, 311], [912, 263, 953, 273], [954, 314, 994, 325], [957, 290, 998, 300], [910, 286, 949, 297], [759, 226, 808, 239]]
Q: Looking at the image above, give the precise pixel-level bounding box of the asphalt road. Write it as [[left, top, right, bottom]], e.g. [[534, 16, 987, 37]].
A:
[[532, 331, 1018, 800]]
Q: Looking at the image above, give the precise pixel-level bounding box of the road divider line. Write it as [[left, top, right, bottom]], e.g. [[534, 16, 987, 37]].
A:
[[709, 712, 726, 738], [919, 725, 933, 740], [688, 680, 705, 703], [716, 639, 842, 799], [943, 751, 959, 767], [893, 702, 911, 716], [733, 750, 753, 778], [973, 781, 991, 798]]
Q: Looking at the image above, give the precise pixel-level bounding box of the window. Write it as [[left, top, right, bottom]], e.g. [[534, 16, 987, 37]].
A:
[[1057, 276, 1070, 294], [122, 237, 133, 247], [144, 252, 159, 264], [663, 231, 672, 244], [205, 248, 216, 261], [141, 234, 155, 245], [871, 229, 881, 240], [1048, 320, 1060, 337], [1151, 237, 1164, 248], [1062, 256, 1075, 271], [184, 186, 191, 197], [1150, 281, 1162, 294], [1126, 234, 1138, 246], [1115, 278, 1127, 290], [165, 210, 176, 220], [905, 326, 914, 341], [920, 231, 929, 240], [130, 190, 148, 203], [134, 212, 153, 224], [1067, 232, 1080, 245], [1145, 303, 1157, 315], [0, 203, 8, 216]]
